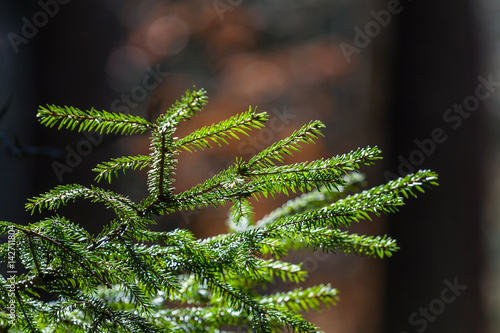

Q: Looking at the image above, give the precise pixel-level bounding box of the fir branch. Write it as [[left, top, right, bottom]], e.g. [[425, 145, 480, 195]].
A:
[[246, 120, 326, 169], [38, 105, 155, 135], [147, 126, 177, 203], [16, 293, 43, 333], [331, 169, 438, 221], [256, 172, 365, 227], [118, 241, 172, 295], [25, 184, 140, 217], [93, 155, 151, 183], [262, 190, 401, 235], [244, 146, 381, 180], [227, 198, 255, 232], [151, 305, 250, 332], [172, 165, 242, 210], [173, 147, 375, 211], [195, 275, 306, 333], [12, 224, 111, 289], [262, 170, 437, 236], [160, 87, 208, 126], [259, 284, 338, 312], [57, 293, 162, 333], [26, 234, 42, 276], [263, 307, 318, 333], [174, 107, 268, 152], [250, 258, 307, 284], [242, 146, 380, 197], [284, 227, 399, 259]]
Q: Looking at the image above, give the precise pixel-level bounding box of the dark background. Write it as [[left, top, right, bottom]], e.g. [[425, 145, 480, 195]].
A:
[[0, 1, 497, 332]]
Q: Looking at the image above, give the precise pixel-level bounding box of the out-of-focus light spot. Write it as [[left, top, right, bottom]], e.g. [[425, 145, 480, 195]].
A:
[[238, 61, 286, 102], [290, 42, 348, 83], [147, 16, 190, 56], [105, 46, 150, 92], [206, 24, 257, 66]]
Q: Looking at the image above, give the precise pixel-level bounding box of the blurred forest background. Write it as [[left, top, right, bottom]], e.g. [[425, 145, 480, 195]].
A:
[[0, 0, 498, 332]]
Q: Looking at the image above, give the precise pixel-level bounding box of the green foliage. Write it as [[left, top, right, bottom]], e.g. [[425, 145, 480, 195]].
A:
[[38, 105, 155, 135], [174, 107, 267, 153], [0, 88, 438, 332]]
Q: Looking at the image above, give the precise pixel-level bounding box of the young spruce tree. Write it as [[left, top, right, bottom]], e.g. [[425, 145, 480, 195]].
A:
[[0, 88, 438, 332]]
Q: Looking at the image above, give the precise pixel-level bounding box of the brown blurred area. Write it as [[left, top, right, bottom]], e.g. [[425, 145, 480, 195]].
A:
[[0, 0, 494, 332]]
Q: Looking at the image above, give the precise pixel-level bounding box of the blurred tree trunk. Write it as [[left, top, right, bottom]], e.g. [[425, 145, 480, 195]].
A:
[[383, 1, 487, 332]]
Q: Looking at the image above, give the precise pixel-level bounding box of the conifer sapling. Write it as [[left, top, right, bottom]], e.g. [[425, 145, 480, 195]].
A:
[[0, 88, 438, 332]]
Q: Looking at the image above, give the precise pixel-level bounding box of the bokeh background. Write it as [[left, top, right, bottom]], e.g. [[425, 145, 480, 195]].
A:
[[0, 0, 498, 332]]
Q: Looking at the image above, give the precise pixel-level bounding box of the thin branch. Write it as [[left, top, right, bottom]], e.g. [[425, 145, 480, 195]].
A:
[[18, 227, 111, 288]]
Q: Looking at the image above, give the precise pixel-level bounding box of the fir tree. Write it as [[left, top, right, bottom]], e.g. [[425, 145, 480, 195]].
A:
[[0, 88, 438, 332]]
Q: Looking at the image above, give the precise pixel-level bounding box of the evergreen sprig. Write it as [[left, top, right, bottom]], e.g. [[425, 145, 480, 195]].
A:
[[162, 87, 208, 126], [93, 155, 151, 183], [38, 105, 155, 135], [246, 120, 325, 169], [174, 107, 268, 152], [0, 88, 438, 332]]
